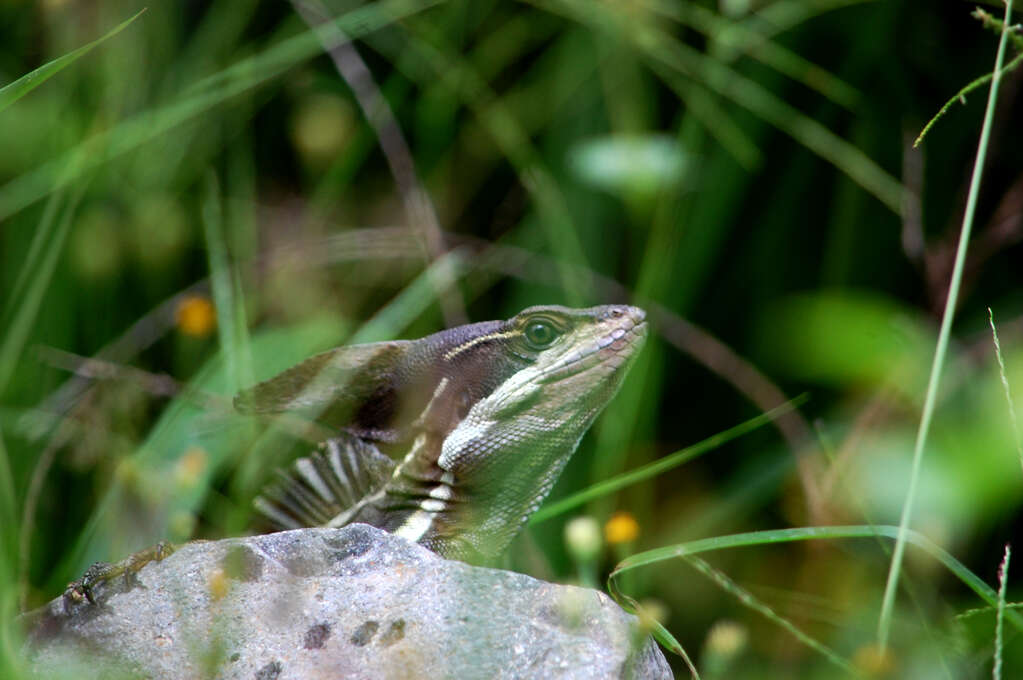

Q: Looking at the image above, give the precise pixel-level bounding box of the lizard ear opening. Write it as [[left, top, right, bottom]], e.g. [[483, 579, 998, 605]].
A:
[[234, 340, 411, 431]]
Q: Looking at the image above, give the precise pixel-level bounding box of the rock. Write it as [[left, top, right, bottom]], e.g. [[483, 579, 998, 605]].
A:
[[24, 524, 673, 679]]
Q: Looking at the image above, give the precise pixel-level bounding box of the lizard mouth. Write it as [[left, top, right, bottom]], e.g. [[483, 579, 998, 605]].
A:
[[538, 313, 647, 385]]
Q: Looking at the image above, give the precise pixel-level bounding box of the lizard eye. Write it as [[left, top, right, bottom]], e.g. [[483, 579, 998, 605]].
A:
[[524, 320, 559, 349]]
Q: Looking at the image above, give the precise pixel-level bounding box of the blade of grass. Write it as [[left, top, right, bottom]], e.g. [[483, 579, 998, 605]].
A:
[[0, 10, 145, 114], [123, 0, 262, 193], [0, 444, 23, 679], [641, 29, 902, 215], [914, 52, 1023, 148], [17, 431, 68, 612], [645, 0, 861, 111], [185, 0, 443, 98], [988, 309, 1023, 475], [752, 0, 873, 36], [609, 525, 1023, 635], [611, 587, 701, 678], [685, 555, 858, 676], [915, 7, 1023, 147], [672, 80, 763, 169], [994, 544, 1010, 680], [530, 397, 806, 523], [201, 172, 253, 397], [955, 603, 1023, 622], [0, 188, 82, 397], [0, 428, 15, 553], [5, 195, 62, 317], [878, 0, 1015, 649]]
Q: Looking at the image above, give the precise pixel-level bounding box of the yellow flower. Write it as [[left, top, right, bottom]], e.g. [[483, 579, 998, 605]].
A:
[[604, 511, 639, 544], [852, 644, 896, 677], [175, 447, 207, 489], [176, 295, 216, 337]]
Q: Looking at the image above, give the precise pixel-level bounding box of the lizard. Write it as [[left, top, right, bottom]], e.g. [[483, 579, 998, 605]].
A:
[[62, 304, 646, 601]]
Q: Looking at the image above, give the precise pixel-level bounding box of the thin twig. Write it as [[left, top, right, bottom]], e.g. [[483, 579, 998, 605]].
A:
[[970, 174, 1023, 274], [36, 346, 182, 400], [924, 173, 1023, 315]]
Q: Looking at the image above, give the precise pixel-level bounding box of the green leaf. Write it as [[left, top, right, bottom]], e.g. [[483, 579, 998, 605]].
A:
[[0, 10, 145, 114], [755, 291, 933, 394], [200, 172, 252, 397]]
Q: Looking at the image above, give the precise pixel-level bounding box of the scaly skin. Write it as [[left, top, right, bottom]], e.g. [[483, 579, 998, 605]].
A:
[[63, 305, 647, 603]]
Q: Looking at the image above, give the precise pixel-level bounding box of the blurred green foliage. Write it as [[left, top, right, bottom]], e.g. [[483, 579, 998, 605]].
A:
[[1, 0, 1022, 677]]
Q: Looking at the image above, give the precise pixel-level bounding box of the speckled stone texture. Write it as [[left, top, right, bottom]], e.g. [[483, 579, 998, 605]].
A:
[[24, 525, 673, 679]]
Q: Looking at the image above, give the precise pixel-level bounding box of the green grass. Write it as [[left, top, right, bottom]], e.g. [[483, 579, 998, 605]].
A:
[[0, 10, 145, 114], [1, 1, 1021, 677], [878, 0, 1016, 651]]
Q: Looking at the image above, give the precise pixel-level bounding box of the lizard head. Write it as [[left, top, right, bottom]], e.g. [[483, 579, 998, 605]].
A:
[[235, 304, 645, 441], [460, 304, 648, 425], [435, 304, 647, 556]]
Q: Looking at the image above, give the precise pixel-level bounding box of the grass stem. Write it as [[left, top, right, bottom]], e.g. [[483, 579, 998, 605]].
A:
[[994, 544, 1010, 680], [988, 309, 1023, 476], [877, 0, 1016, 649]]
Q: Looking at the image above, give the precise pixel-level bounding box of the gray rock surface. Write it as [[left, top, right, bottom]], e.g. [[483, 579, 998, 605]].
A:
[[25, 524, 672, 679]]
